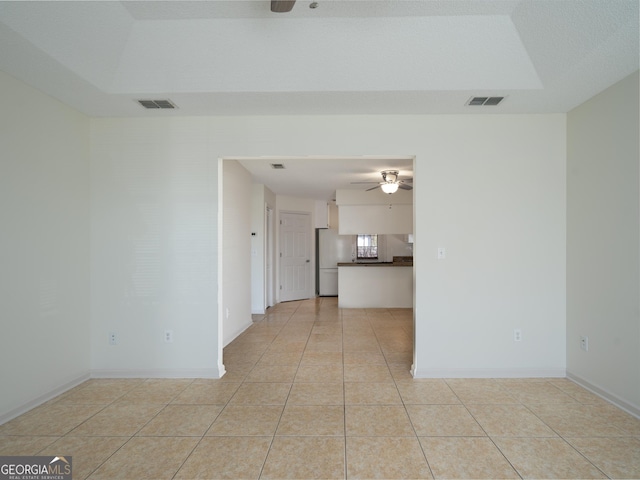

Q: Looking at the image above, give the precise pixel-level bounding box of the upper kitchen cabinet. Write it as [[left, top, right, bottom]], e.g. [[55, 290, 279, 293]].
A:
[[314, 200, 340, 230], [315, 200, 329, 228], [336, 189, 413, 235], [328, 201, 339, 230]]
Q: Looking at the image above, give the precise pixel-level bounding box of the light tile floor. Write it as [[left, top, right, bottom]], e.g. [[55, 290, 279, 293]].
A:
[[1, 297, 639, 479]]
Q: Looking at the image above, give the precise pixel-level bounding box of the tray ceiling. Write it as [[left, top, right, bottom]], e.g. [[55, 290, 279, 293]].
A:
[[0, 0, 637, 116]]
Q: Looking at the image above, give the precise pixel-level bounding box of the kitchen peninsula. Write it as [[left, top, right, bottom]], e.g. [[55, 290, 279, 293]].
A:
[[334, 187, 414, 308], [338, 257, 413, 308]]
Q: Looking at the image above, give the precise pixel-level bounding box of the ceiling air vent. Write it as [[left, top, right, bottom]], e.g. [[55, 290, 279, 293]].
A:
[[270, 163, 286, 169], [137, 99, 177, 109], [467, 96, 505, 106]]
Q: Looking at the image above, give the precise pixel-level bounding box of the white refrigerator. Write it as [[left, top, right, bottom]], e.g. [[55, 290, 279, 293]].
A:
[[317, 228, 353, 296]]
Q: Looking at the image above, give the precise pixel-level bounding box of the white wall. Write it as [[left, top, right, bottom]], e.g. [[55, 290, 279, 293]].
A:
[[10, 69, 640, 416], [385, 235, 414, 260], [567, 71, 640, 415], [223, 116, 565, 377], [221, 160, 254, 345], [90, 118, 220, 377], [0, 71, 90, 421], [413, 115, 567, 378], [88, 114, 566, 382]]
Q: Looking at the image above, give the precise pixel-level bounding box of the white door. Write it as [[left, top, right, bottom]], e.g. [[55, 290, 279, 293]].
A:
[[280, 212, 311, 302]]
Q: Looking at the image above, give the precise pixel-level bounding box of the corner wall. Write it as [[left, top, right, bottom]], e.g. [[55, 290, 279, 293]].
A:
[[413, 114, 567, 377], [567, 71, 640, 414], [90, 118, 220, 377], [88, 114, 567, 381], [0, 71, 90, 421], [221, 160, 253, 345]]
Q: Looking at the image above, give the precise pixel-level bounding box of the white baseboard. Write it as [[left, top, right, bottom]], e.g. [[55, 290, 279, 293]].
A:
[[0, 372, 90, 426], [567, 371, 640, 419], [223, 319, 253, 347], [412, 367, 566, 378], [90, 368, 223, 379], [1, 365, 229, 426]]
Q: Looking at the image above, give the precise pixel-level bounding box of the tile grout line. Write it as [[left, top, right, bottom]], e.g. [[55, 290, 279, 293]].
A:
[[178, 302, 297, 480], [448, 379, 525, 480], [49, 379, 150, 479], [375, 308, 436, 480], [517, 386, 612, 480], [168, 377, 237, 480], [341, 304, 348, 480], [6, 301, 638, 479], [256, 300, 309, 480]]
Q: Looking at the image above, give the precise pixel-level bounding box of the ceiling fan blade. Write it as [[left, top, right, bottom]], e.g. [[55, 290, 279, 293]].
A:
[[398, 183, 413, 190], [403, 178, 413, 183], [366, 185, 380, 191], [351, 181, 380, 184], [271, 0, 296, 12]]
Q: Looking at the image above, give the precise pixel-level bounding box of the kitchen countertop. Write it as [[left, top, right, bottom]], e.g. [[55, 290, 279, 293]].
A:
[[337, 262, 412, 267], [338, 256, 413, 267], [338, 260, 413, 308]]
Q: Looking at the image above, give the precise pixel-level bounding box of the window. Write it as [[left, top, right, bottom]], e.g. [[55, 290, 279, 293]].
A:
[[357, 234, 378, 259]]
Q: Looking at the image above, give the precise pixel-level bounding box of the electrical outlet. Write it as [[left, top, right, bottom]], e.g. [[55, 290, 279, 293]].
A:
[[109, 332, 117, 345], [580, 336, 589, 351], [164, 330, 173, 343], [513, 329, 522, 342]]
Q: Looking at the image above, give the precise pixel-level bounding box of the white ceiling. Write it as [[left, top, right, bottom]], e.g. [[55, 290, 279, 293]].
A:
[[0, 0, 637, 117], [235, 156, 415, 200], [1, 0, 637, 200]]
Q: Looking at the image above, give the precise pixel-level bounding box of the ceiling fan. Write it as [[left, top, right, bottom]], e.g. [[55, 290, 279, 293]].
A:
[[271, 0, 296, 12], [351, 170, 413, 194]]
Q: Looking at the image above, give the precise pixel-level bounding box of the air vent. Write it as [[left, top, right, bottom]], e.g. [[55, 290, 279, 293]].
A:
[[270, 163, 286, 169], [137, 99, 177, 109], [467, 96, 505, 106]]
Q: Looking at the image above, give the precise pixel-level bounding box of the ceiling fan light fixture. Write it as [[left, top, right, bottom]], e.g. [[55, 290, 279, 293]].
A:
[[381, 170, 398, 183], [381, 182, 399, 194], [271, 0, 296, 12]]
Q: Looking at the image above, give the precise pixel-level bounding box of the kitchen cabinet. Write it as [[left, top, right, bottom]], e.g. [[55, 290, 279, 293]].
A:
[[338, 204, 412, 234], [315, 200, 329, 228], [314, 200, 340, 230], [328, 201, 339, 230], [335, 188, 412, 235], [338, 264, 412, 308]]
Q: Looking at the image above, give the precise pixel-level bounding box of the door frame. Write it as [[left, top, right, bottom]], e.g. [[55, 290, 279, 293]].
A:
[[266, 205, 275, 308]]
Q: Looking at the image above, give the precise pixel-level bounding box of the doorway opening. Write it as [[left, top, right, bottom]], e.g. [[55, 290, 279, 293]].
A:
[[218, 155, 416, 376]]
